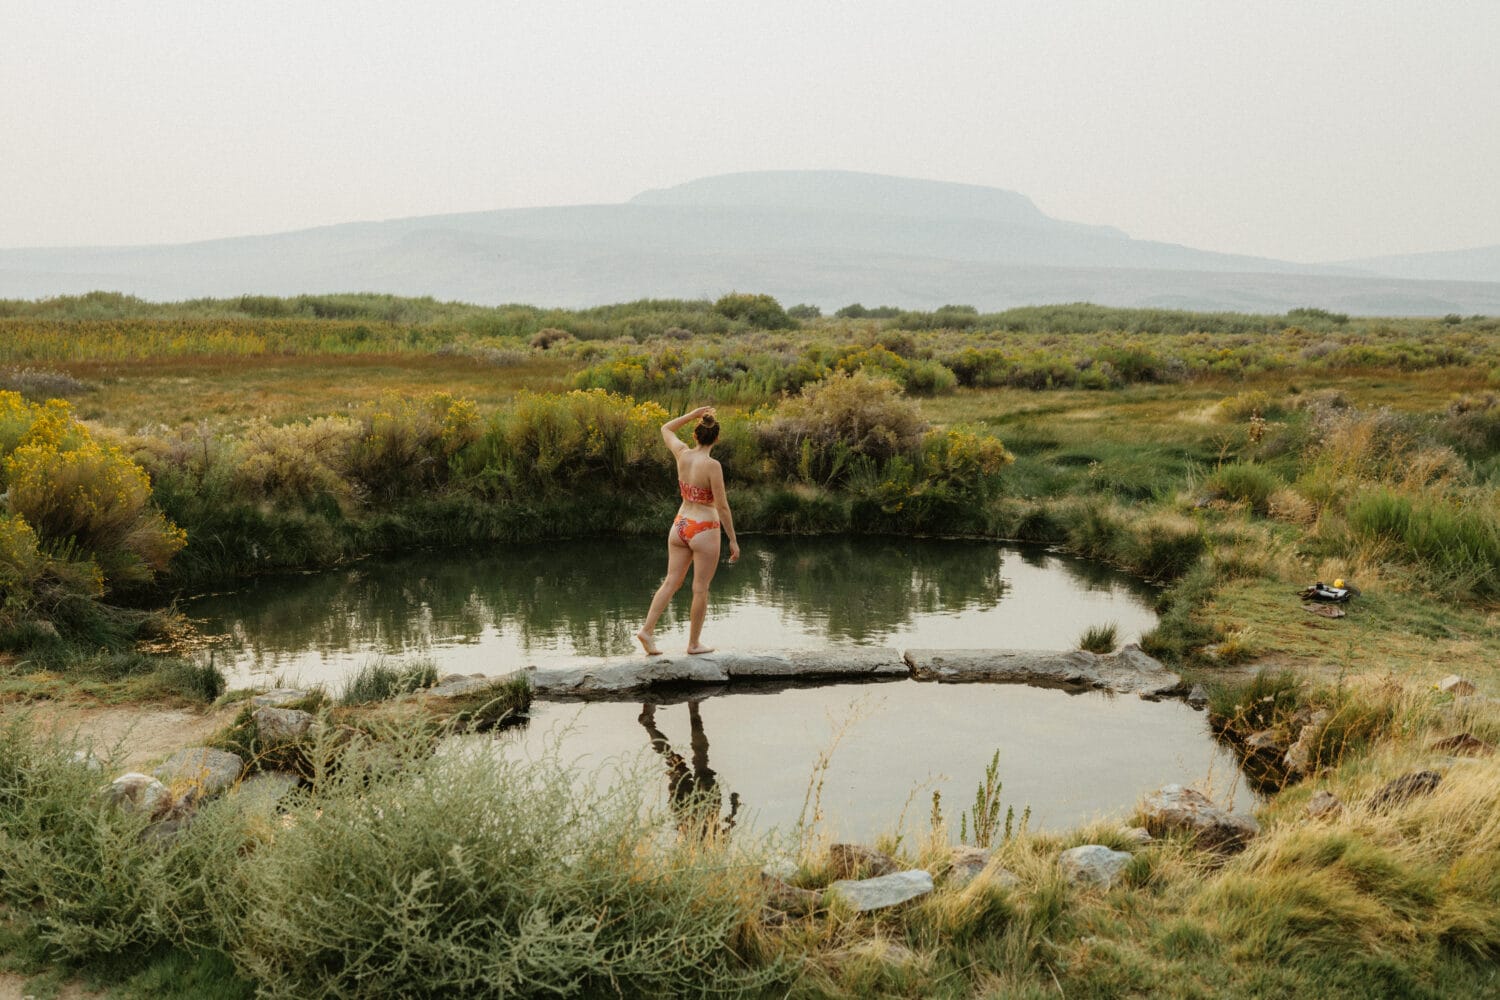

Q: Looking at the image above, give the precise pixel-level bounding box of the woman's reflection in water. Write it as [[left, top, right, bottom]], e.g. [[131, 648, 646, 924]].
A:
[[638, 700, 740, 839]]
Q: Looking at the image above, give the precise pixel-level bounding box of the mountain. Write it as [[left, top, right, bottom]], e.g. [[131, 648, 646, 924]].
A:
[[1335, 244, 1500, 285], [2, 170, 1497, 315]]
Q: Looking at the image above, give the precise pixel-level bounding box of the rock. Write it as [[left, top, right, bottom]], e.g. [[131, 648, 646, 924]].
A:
[[903, 644, 1180, 697], [101, 772, 173, 819], [1369, 770, 1442, 810], [154, 747, 244, 801], [233, 771, 301, 809], [827, 870, 935, 912], [1058, 845, 1133, 888], [1283, 711, 1331, 776], [828, 843, 899, 880], [529, 649, 906, 697], [426, 674, 504, 698], [761, 874, 822, 915], [761, 856, 800, 883], [251, 688, 308, 707], [1140, 784, 1259, 852], [1186, 685, 1208, 709], [1437, 675, 1477, 696], [1428, 733, 1494, 756], [1305, 790, 1343, 820], [1246, 730, 1285, 753], [946, 845, 1020, 889], [71, 749, 103, 772], [1119, 826, 1153, 846], [254, 706, 316, 745]]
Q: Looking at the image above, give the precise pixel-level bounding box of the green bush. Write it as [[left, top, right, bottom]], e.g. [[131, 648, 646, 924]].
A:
[[753, 372, 928, 484], [1204, 462, 1280, 514], [1346, 488, 1500, 597], [713, 292, 793, 330], [221, 732, 766, 998]]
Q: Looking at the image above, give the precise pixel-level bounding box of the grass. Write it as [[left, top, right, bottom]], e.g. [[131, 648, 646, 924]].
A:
[[3, 295, 1499, 996], [1078, 622, 1118, 654], [336, 656, 439, 706]]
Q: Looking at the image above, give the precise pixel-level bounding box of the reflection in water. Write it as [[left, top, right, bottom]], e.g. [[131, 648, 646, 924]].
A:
[[638, 701, 740, 839], [495, 682, 1256, 841], [187, 536, 1159, 686]]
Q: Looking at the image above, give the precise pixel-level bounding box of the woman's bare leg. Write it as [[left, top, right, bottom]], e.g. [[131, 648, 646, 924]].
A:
[[638, 534, 693, 655], [686, 533, 721, 654]]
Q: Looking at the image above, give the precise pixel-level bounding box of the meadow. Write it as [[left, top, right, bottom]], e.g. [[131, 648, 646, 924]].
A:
[[1, 292, 1498, 998]]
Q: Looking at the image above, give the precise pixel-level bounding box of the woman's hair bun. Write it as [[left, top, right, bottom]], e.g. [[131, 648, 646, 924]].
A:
[[699, 413, 717, 427]]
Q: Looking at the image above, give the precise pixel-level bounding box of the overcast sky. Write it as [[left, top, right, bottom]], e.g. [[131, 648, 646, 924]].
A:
[[2, 1, 1497, 261]]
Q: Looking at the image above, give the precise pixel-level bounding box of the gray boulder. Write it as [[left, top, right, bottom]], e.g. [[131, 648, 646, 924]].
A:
[[254, 706, 316, 745], [251, 688, 308, 707], [1369, 770, 1442, 810], [1283, 710, 1331, 776], [827, 843, 899, 880], [946, 845, 1021, 889], [233, 771, 301, 809], [827, 870, 935, 912], [1059, 845, 1132, 888], [1305, 789, 1343, 820], [1437, 675, 1477, 696], [1140, 784, 1259, 852], [154, 747, 244, 801], [1119, 826, 1153, 846], [101, 772, 173, 819], [903, 644, 1179, 697], [761, 874, 822, 915], [1186, 684, 1208, 709]]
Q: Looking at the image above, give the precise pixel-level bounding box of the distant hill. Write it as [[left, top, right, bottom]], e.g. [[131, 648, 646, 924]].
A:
[[1336, 244, 1500, 285], [2, 170, 1497, 315]]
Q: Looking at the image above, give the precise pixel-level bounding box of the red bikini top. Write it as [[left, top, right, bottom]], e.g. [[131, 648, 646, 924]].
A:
[[679, 481, 715, 504]]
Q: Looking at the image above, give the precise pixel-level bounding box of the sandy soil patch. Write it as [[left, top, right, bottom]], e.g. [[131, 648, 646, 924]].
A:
[[9, 702, 237, 771]]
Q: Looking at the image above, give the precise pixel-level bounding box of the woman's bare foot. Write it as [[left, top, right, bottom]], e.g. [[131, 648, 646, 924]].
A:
[[685, 644, 715, 655], [636, 631, 663, 656]]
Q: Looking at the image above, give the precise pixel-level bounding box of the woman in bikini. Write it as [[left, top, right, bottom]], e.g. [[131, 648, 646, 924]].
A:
[[635, 405, 740, 656]]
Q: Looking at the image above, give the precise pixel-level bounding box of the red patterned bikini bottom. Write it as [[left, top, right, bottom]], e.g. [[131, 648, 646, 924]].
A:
[[673, 515, 720, 545]]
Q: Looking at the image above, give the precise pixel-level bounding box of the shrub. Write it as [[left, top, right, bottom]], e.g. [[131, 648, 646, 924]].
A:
[[347, 393, 480, 502], [754, 372, 928, 484], [528, 327, 573, 350], [233, 416, 358, 509], [712, 292, 793, 330], [0, 392, 185, 589], [463, 390, 669, 494], [221, 733, 765, 998], [1204, 462, 1279, 514]]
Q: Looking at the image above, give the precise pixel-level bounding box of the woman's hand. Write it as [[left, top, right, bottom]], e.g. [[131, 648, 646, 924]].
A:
[[727, 541, 741, 564], [688, 405, 715, 420]]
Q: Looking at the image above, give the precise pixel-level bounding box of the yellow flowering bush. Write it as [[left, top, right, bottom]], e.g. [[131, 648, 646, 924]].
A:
[[233, 416, 361, 507], [347, 393, 480, 501], [0, 391, 185, 589], [471, 389, 671, 492]]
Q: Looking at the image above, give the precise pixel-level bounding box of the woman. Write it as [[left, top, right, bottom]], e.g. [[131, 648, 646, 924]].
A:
[[636, 405, 740, 655]]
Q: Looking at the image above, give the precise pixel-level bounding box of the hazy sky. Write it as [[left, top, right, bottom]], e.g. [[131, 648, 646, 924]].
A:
[[3, 1, 1497, 261]]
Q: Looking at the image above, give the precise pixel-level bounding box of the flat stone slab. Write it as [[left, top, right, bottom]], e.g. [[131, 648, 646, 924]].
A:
[[827, 869, 934, 911], [154, 747, 244, 800], [904, 643, 1180, 697], [529, 649, 906, 698]]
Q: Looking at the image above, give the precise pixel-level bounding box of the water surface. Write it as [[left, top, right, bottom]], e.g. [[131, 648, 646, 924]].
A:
[[188, 537, 1158, 687], [488, 681, 1251, 840]]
